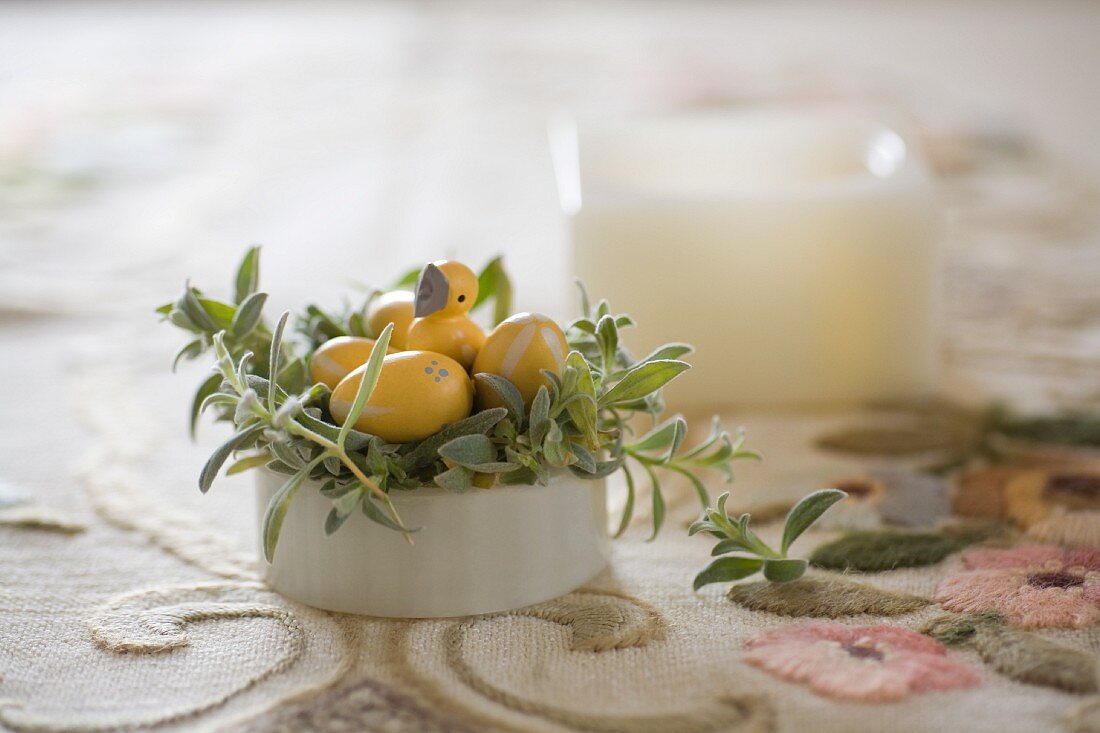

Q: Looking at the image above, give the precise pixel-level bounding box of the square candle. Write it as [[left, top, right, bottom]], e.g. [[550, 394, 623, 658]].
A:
[[551, 109, 941, 410]]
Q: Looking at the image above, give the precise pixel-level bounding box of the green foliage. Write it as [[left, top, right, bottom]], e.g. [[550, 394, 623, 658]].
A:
[[162, 248, 755, 556], [691, 489, 846, 589], [809, 524, 1001, 572]]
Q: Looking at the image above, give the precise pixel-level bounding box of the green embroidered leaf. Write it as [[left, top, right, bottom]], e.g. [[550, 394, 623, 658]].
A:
[[814, 425, 960, 455], [780, 488, 846, 554], [923, 613, 1098, 693], [234, 246, 262, 304], [762, 558, 807, 582], [599, 360, 690, 407], [693, 557, 763, 590], [809, 525, 997, 572], [473, 373, 524, 423], [727, 577, 929, 617]]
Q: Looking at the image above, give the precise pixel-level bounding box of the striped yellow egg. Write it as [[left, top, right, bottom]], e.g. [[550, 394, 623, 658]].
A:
[[310, 336, 395, 391], [473, 313, 567, 408], [329, 351, 472, 443], [367, 291, 415, 350]]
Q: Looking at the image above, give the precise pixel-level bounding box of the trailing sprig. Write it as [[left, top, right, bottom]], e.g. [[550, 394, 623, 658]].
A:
[[690, 489, 847, 588]]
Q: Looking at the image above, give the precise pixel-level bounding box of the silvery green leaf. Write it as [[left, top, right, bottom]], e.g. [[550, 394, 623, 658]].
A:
[[781, 488, 847, 554], [543, 421, 569, 467], [267, 311, 290, 412], [197, 297, 236, 330], [338, 323, 392, 448], [638, 342, 693, 364], [568, 318, 596, 334], [568, 442, 597, 474], [265, 459, 297, 476], [361, 493, 416, 533], [262, 464, 312, 561], [199, 424, 265, 493], [179, 284, 218, 332], [191, 373, 225, 438], [347, 312, 367, 338], [710, 537, 756, 556], [596, 314, 618, 371], [668, 465, 710, 509], [644, 464, 665, 541], [226, 452, 272, 476], [564, 351, 599, 448], [570, 457, 621, 480], [234, 389, 261, 424], [234, 246, 261, 304], [438, 434, 496, 468], [435, 465, 474, 492], [762, 558, 808, 582], [232, 292, 267, 338], [499, 467, 537, 485], [693, 557, 763, 590], [575, 280, 592, 318], [324, 488, 362, 535], [172, 338, 204, 372], [473, 373, 524, 423], [528, 386, 551, 444], [629, 417, 680, 452], [269, 440, 306, 469], [319, 473, 347, 497], [399, 408, 507, 471], [599, 360, 690, 408], [613, 464, 637, 538], [168, 308, 200, 333]]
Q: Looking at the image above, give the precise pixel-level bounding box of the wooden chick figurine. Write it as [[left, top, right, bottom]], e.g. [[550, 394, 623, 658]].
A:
[[406, 260, 485, 370]]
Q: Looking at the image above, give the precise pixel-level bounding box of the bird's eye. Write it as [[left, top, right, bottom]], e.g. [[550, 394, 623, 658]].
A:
[[457, 294, 466, 303]]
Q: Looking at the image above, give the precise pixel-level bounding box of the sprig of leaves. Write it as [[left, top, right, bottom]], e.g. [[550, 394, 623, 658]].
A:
[[690, 489, 846, 588], [162, 247, 757, 555]]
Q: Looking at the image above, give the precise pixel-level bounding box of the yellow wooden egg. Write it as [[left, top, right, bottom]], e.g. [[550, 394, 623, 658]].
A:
[[310, 336, 394, 390], [367, 290, 415, 350], [329, 350, 473, 443], [473, 313, 567, 408]]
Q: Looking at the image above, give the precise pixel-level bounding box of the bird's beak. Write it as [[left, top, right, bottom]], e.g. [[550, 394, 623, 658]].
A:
[[414, 263, 450, 317]]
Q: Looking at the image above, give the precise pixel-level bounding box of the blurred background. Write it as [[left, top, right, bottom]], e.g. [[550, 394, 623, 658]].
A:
[[3, 0, 1100, 529]]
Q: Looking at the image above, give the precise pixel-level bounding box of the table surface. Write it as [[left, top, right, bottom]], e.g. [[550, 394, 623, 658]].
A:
[[2, 2, 1100, 732]]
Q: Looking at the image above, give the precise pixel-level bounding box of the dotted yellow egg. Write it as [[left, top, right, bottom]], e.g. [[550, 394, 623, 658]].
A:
[[329, 351, 472, 443], [309, 336, 394, 391], [366, 290, 415, 350], [473, 313, 567, 408]]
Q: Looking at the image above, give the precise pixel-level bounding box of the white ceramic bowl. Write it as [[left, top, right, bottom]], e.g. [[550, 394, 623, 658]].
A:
[[255, 469, 609, 617]]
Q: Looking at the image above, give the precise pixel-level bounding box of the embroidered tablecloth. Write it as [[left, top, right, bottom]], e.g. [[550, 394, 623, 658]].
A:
[[3, 2, 1100, 732]]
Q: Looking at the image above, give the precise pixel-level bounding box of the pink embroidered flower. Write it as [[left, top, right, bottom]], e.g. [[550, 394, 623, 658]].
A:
[[934, 544, 1100, 629], [743, 623, 980, 702]]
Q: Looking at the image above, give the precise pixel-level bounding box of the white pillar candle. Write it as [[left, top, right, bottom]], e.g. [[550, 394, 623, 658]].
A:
[[552, 110, 940, 410]]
